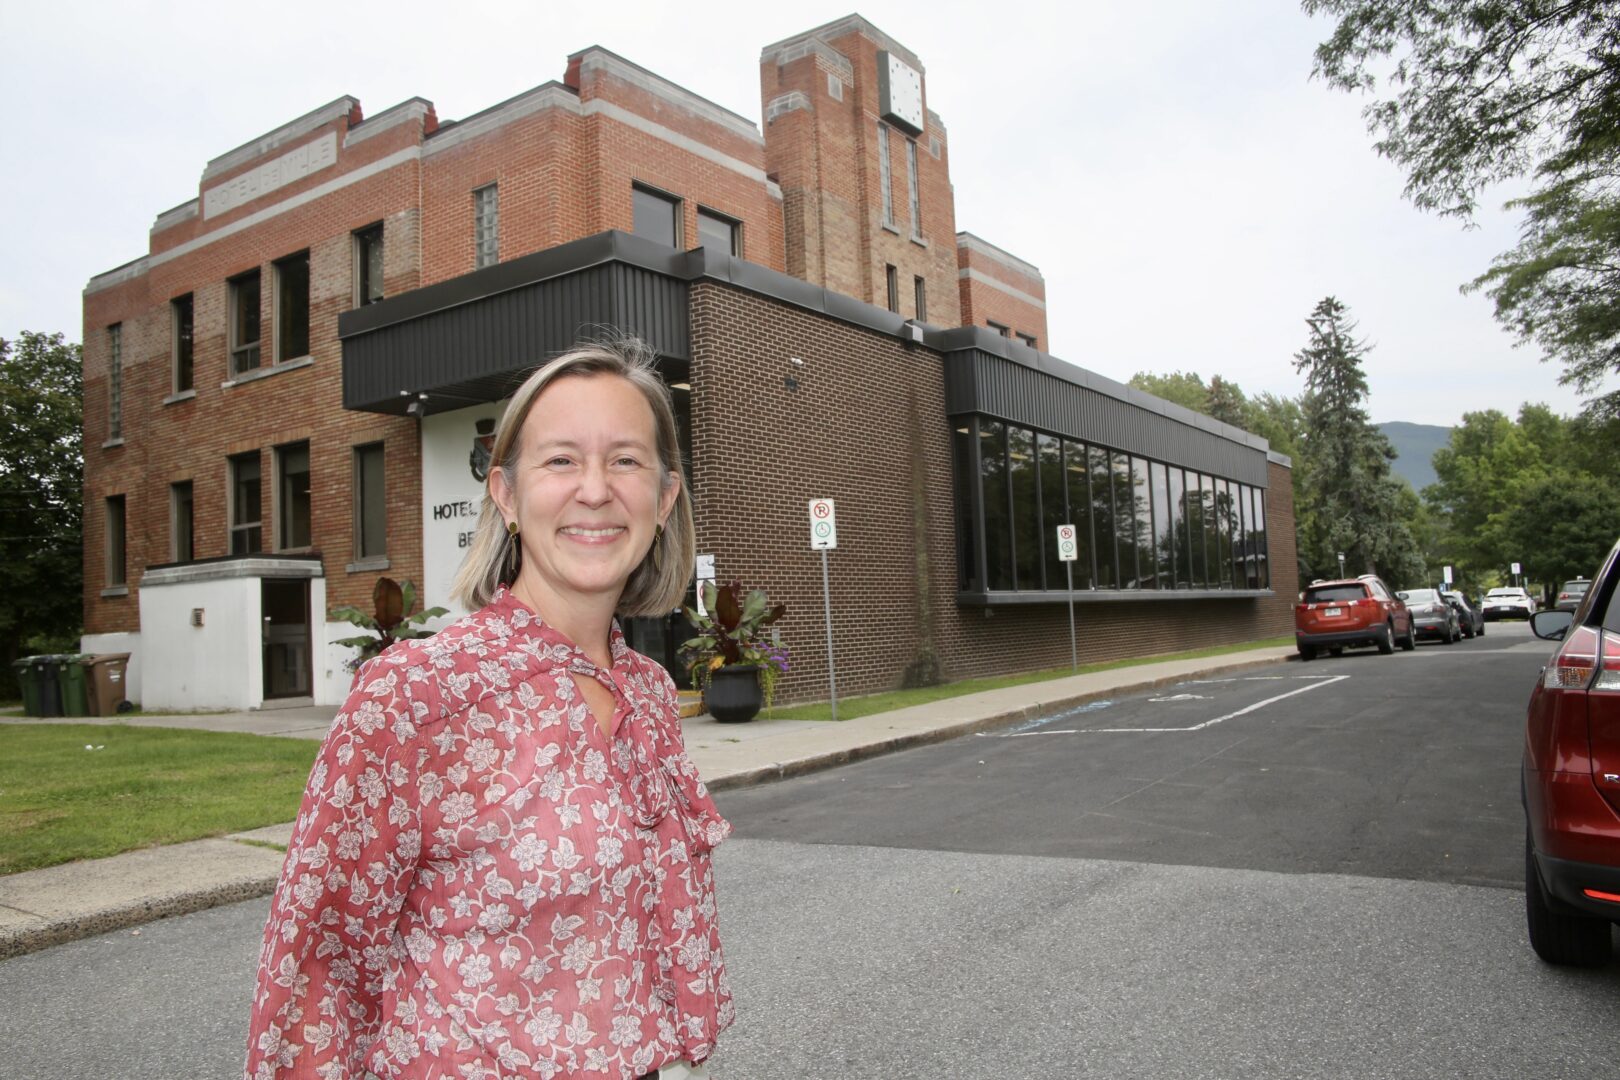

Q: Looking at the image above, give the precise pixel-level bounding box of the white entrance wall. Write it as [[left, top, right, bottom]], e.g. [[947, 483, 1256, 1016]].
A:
[[421, 401, 507, 620], [134, 558, 335, 711]]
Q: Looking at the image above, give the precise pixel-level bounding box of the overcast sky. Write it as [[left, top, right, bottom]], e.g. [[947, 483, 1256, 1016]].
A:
[[2, 0, 1607, 428]]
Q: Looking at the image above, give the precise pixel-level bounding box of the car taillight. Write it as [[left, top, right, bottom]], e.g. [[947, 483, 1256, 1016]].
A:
[[1545, 626, 1601, 690], [1594, 632, 1620, 692]]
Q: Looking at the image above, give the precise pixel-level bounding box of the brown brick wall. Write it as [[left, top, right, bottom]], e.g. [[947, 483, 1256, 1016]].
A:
[[688, 280, 1297, 703]]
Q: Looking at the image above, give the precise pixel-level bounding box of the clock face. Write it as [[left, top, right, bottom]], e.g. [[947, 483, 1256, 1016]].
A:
[[878, 51, 924, 135]]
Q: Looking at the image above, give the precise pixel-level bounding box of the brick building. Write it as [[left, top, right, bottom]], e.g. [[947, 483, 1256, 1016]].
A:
[[81, 15, 1295, 710]]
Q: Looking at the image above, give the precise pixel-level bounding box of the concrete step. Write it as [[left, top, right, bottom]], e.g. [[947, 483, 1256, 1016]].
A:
[[677, 690, 705, 719]]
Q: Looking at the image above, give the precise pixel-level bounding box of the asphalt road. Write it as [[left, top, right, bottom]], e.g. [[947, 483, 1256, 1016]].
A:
[[3, 620, 1617, 1079]]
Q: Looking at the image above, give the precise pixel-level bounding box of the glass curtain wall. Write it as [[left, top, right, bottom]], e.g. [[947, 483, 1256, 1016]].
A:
[[948, 417, 1268, 596]]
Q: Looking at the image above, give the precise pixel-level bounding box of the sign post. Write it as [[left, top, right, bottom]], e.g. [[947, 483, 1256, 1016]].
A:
[[1056, 523, 1079, 670], [1512, 561, 1522, 589], [809, 499, 839, 721]]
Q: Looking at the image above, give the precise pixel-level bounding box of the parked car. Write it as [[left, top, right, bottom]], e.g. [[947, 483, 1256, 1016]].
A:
[[1483, 587, 1536, 621], [1294, 575, 1415, 660], [1443, 590, 1484, 638], [1523, 537, 1620, 966], [1396, 588, 1461, 644], [1555, 578, 1592, 613]]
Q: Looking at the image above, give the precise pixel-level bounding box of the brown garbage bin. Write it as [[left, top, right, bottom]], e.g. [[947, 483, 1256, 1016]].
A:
[[84, 653, 132, 717]]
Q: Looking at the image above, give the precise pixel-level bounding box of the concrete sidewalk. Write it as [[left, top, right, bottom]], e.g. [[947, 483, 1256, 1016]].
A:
[[0, 645, 1295, 959]]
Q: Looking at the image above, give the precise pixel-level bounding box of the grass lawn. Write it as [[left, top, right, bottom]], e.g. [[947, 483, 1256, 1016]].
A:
[[0, 724, 318, 876], [765, 635, 1294, 721]]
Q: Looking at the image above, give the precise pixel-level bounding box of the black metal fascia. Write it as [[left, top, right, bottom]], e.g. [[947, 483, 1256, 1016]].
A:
[[958, 588, 1275, 606], [942, 347, 1271, 488]]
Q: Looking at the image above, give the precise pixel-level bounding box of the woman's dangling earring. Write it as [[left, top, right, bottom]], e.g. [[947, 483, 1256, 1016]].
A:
[[651, 522, 664, 572], [503, 521, 521, 584]]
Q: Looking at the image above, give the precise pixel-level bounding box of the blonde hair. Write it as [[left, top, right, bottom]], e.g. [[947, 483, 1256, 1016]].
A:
[[450, 337, 694, 616]]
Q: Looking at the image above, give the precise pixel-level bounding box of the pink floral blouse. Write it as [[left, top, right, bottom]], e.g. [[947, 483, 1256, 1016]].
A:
[[245, 587, 733, 1079]]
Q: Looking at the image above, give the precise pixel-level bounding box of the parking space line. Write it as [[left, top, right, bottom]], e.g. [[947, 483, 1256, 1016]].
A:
[[1085, 675, 1351, 733]]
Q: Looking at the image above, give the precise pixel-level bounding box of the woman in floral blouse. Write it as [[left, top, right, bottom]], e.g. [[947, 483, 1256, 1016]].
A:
[[245, 339, 732, 1080]]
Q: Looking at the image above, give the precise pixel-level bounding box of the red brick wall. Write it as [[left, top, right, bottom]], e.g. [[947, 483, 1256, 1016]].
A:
[[762, 29, 961, 327], [81, 109, 429, 636], [688, 280, 1297, 703], [957, 239, 1049, 348]]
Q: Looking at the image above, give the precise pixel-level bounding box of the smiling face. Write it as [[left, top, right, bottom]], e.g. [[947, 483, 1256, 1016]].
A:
[[488, 373, 679, 630]]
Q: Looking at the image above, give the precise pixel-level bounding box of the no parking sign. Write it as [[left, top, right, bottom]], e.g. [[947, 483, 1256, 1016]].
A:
[[809, 498, 837, 550], [1056, 523, 1078, 562]]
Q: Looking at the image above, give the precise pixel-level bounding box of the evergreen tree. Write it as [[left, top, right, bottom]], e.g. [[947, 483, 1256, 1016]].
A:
[[1292, 298, 1425, 584]]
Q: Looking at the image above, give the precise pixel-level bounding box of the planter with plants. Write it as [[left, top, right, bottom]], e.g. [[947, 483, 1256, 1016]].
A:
[[330, 577, 449, 676], [681, 581, 788, 723]]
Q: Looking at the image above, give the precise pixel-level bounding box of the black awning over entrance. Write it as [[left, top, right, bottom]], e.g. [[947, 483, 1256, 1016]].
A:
[[338, 231, 694, 416]]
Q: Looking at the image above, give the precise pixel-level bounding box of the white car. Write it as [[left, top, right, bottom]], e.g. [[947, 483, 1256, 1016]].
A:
[[1483, 587, 1536, 621]]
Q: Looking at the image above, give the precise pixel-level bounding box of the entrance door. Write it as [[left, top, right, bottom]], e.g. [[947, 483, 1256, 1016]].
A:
[[262, 578, 312, 699], [621, 582, 697, 689]]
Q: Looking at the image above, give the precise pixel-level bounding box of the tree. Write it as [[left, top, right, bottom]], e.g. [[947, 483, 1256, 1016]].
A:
[[1307, 1, 1620, 417], [1493, 475, 1620, 585], [1292, 297, 1425, 584], [1424, 408, 1545, 573], [0, 332, 83, 695]]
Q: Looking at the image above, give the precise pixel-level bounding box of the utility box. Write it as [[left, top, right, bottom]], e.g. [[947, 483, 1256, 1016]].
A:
[[84, 653, 132, 717]]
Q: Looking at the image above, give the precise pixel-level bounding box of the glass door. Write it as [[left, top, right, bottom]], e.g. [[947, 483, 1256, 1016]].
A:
[[262, 579, 312, 699]]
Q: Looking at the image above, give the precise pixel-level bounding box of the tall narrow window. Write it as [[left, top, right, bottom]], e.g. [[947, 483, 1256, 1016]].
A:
[[171, 481, 194, 563], [913, 275, 927, 321], [886, 265, 900, 312], [171, 295, 194, 393], [105, 495, 127, 588], [905, 138, 922, 238], [353, 442, 386, 560], [1038, 434, 1065, 590], [980, 421, 1012, 591], [1152, 462, 1173, 588], [276, 441, 312, 550], [632, 184, 682, 248], [696, 207, 740, 256], [1064, 440, 1093, 590], [354, 224, 384, 306], [107, 324, 122, 440], [474, 184, 499, 269], [1009, 426, 1040, 590], [274, 251, 310, 363], [953, 422, 980, 593], [229, 451, 262, 555], [229, 270, 262, 375], [1089, 445, 1116, 588], [877, 123, 894, 227]]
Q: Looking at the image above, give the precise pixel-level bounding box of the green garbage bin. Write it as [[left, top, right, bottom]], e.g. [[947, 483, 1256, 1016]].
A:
[[11, 658, 45, 717], [12, 655, 64, 717], [57, 654, 92, 717]]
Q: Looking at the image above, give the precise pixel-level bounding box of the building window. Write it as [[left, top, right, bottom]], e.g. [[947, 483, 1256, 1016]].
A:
[[274, 251, 310, 363], [697, 207, 741, 256], [229, 270, 262, 375], [171, 481, 194, 563], [105, 495, 126, 587], [353, 442, 386, 559], [987, 320, 1011, 337], [632, 184, 682, 249], [354, 224, 384, 307], [276, 441, 312, 550], [1016, 331, 1037, 349], [107, 324, 122, 440], [877, 123, 894, 227], [474, 184, 499, 269], [172, 295, 194, 393], [827, 72, 844, 101], [229, 451, 262, 555], [886, 264, 899, 313], [914, 276, 927, 322], [905, 138, 922, 238]]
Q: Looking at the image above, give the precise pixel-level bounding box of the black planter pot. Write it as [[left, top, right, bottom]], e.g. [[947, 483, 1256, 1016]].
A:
[[706, 664, 763, 723]]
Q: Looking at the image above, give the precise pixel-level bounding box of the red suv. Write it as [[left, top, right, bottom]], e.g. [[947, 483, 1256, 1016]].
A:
[[1294, 574, 1415, 660], [1523, 536, 1620, 966]]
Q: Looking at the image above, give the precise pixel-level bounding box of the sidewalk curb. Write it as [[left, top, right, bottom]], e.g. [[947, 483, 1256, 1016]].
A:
[[0, 649, 1293, 961], [0, 873, 280, 961], [705, 652, 1294, 791]]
